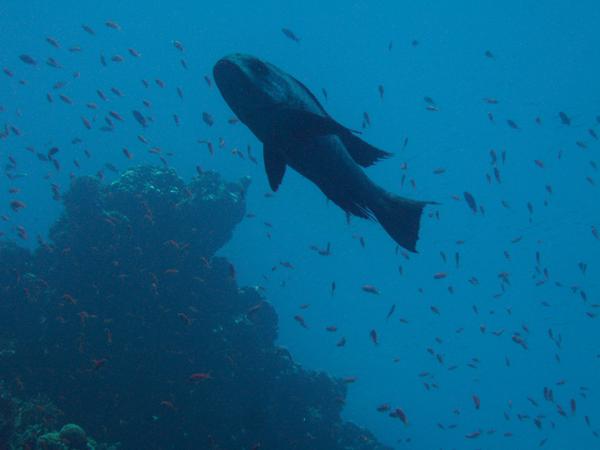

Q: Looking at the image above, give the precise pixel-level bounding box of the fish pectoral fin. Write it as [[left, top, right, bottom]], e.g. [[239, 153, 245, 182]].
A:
[[263, 143, 287, 191]]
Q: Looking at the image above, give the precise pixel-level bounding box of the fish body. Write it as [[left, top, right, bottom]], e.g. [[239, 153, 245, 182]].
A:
[[281, 28, 301, 42], [213, 54, 430, 251], [19, 54, 37, 65], [132, 110, 147, 128]]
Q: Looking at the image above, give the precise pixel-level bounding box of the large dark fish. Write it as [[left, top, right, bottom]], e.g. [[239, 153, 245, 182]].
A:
[[213, 53, 431, 251]]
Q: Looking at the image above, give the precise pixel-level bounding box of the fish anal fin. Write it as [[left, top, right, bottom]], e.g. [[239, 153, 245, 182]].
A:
[[264, 143, 287, 191]]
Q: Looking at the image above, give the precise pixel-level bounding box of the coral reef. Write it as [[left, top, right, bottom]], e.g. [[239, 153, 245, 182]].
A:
[[0, 387, 118, 449], [0, 166, 391, 450]]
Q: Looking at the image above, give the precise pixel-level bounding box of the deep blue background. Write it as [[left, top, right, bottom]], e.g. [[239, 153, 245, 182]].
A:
[[1, 1, 599, 448]]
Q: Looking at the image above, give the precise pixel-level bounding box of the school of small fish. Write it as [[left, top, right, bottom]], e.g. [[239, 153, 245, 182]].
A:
[[1, 19, 599, 450]]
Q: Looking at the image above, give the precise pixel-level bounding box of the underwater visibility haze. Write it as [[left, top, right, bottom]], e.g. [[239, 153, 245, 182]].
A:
[[0, 1, 599, 449]]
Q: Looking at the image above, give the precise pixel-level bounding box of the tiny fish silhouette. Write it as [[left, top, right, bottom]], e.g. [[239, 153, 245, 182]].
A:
[[463, 192, 478, 213], [281, 28, 300, 43]]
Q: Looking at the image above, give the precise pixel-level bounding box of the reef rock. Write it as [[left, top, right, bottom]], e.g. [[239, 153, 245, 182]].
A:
[[0, 166, 391, 450]]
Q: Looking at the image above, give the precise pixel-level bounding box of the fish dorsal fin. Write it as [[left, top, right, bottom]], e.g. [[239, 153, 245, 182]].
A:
[[269, 106, 392, 167], [339, 133, 394, 167], [264, 142, 287, 191]]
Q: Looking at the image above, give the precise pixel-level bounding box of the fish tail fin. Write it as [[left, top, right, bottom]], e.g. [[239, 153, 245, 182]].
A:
[[370, 189, 429, 252]]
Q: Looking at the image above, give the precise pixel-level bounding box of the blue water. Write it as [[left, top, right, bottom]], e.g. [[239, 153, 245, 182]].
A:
[[1, 1, 599, 448]]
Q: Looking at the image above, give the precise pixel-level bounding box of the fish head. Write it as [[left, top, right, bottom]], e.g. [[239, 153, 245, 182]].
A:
[[213, 54, 292, 139]]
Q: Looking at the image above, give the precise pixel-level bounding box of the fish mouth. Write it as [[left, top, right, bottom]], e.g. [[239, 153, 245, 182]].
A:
[[213, 53, 262, 84], [213, 56, 248, 98], [213, 54, 263, 119], [213, 56, 235, 73], [213, 54, 246, 83], [213, 54, 273, 135]]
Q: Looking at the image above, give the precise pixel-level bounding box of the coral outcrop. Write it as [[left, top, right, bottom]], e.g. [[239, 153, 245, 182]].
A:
[[0, 167, 390, 450]]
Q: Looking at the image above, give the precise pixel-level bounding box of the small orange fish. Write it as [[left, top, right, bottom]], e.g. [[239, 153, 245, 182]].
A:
[[247, 302, 264, 316], [160, 400, 177, 411], [189, 372, 211, 382], [62, 293, 77, 305], [390, 408, 408, 425], [369, 329, 378, 345], [472, 394, 481, 410], [17, 225, 28, 241], [105, 328, 113, 344], [294, 315, 308, 328], [362, 284, 380, 295], [59, 94, 73, 104], [202, 112, 214, 126], [507, 119, 519, 130], [109, 111, 124, 121], [10, 200, 26, 212], [172, 40, 185, 52], [92, 358, 107, 370], [105, 20, 122, 30], [177, 312, 192, 326]]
